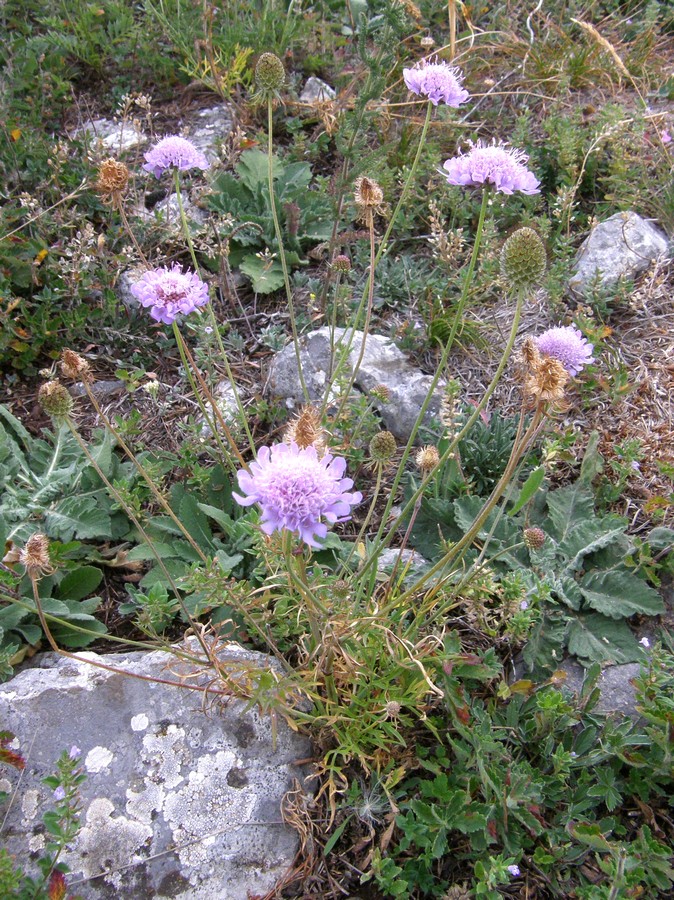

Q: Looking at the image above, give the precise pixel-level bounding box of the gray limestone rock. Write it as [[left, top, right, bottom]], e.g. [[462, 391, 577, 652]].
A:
[[73, 117, 147, 153], [569, 211, 670, 295], [0, 641, 312, 899], [556, 658, 643, 718], [135, 192, 209, 226], [299, 77, 336, 103], [187, 105, 234, 164], [266, 327, 444, 442]]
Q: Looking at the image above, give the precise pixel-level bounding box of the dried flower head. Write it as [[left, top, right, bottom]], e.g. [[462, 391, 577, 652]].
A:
[[443, 141, 540, 195], [284, 406, 327, 454], [536, 325, 594, 377], [416, 445, 440, 473], [383, 700, 401, 719], [61, 349, 92, 383], [354, 176, 385, 211], [130, 264, 209, 324], [442, 885, 472, 900], [525, 356, 569, 403], [96, 158, 129, 200], [20, 533, 53, 577], [523, 526, 546, 550], [520, 336, 541, 369], [233, 442, 362, 549], [403, 57, 469, 107], [255, 52, 286, 94], [369, 431, 398, 465], [38, 381, 73, 421], [501, 227, 547, 294], [331, 254, 352, 273], [142, 136, 209, 179], [332, 579, 350, 600]]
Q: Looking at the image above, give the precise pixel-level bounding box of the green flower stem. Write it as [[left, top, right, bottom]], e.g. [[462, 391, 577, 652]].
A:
[[173, 170, 255, 454], [358, 187, 492, 580], [267, 96, 310, 403], [282, 532, 327, 651], [321, 101, 435, 418], [339, 462, 385, 574], [172, 321, 247, 473]]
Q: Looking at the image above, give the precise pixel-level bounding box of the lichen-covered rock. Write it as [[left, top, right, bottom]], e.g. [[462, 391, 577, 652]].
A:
[[569, 211, 669, 295], [73, 117, 147, 152], [299, 77, 336, 103], [266, 327, 444, 442], [0, 641, 312, 899]]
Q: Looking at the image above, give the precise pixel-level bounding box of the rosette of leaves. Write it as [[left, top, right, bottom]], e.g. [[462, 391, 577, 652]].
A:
[[206, 149, 334, 293], [0, 406, 134, 676]]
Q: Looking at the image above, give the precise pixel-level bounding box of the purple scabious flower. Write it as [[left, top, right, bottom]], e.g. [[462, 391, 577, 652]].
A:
[[442, 141, 540, 195], [130, 264, 210, 325], [536, 325, 594, 376], [403, 57, 469, 107], [142, 136, 209, 179], [233, 442, 362, 549]]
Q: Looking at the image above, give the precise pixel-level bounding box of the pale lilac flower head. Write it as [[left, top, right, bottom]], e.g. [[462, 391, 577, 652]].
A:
[[442, 141, 540, 195], [403, 57, 469, 107], [53, 786, 66, 801], [661, 129, 672, 145], [507, 865, 521, 877], [535, 325, 594, 377], [143, 136, 209, 179], [130, 264, 210, 325], [69, 746, 81, 760], [233, 442, 362, 548]]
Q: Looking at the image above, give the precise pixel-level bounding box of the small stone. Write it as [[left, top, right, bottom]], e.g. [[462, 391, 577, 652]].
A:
[[299, 77, 336, 103]]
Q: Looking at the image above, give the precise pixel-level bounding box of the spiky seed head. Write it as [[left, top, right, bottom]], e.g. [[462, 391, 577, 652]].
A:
[[370, 384, 391, 403], [284, 406, 326, 453], [96, 158, 129, 199], [524, 526, 546, 550], [20, 533, 52, 577], [38, 380, 73, 422], [61, 349, 92, 382], [369, 431, 397, 464], [331, 254, 352, 273], [442, 886, 472, 900], [525, 356, 568, 403], [416, 444, 440, 474], [384, 700, 401, 718], [354, 176, 384, 210], [501, 227, 546, 295], [520, 335, 542, 369], [255, 52, 285, 93]]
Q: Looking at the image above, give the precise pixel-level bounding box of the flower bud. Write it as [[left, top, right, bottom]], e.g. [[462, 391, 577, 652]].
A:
[[38, 381, 73, 422], [255, 52, 285, 93], [370, 384, 391, 404], [501, 227, 546, 295], [331, 254, 351, 273], [416, 445, 440, 474], [523, 526, 546, 550], [369, 431, 397, 464]]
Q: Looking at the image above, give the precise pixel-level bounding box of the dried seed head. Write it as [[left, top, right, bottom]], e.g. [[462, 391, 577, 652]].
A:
[[525, 356, 569, 403], [370, 384, 391, 404], [501, 227, 547, 294], [369, 431, 397, 465], [255, 52, 285, 93], [523, 526, 546, 550], [416, 444, 440, 474], [383, 700, 401, 719], [331, 254, 352, 273], [20, 533, 53, 577], [354, 176, 384, 211], [61, 349, 92, 383], [96, 158, 129, 199], [520, 336, 542, 369], [38, 380, 73, 422], [420, 35, 435, 49], [332, 579, 350, 600], [442, 885, 472, 900], [284, 406, 326, 453]]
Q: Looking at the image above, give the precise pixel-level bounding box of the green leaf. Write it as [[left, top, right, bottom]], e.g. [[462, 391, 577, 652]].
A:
[[236, 148, 282, 191], [239, 254, 286, 293], [579, 431, 604, 485], [545, 484, 595, 545], [178, 493, 214, 551], [509, 466, 545, 515], [567, 613, 642, 665], [646, 527, 674, 551], [569, 822, 613, 852], [198, 503, 234, 532], [45, 496, 112, 541], [579, 568, 664, 619], [57, 566, 103, 602]]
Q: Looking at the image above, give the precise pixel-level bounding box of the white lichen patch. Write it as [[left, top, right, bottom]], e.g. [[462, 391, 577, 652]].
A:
[[162, 750, 255, 872], [141, 724, 186, 790], [69, 797, 153, 888], [29, 833, 46, 853], [0, 777, 12, 794], [130, 713, 149, 732], [85, 746, 114, 773], [21, 788, 39, 824], [126, 780, 165, 825]]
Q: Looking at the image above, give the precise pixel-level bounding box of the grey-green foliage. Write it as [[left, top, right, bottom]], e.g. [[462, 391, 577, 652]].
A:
[[0, 405, 133, 677], [206, 149, 334, 293]]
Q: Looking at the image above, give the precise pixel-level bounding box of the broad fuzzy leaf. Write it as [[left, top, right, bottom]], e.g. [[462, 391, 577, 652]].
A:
[[560, 518, 628, 572], [579, 568, 664, 619], [57, 566, 103, 602], [566, 613, 642, 665], [545, 484, 595, 545], [44, 496, 112, 541]]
